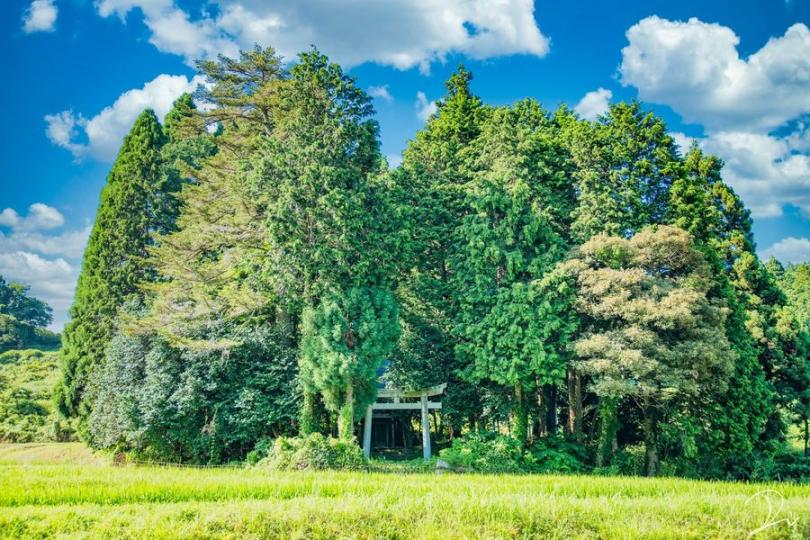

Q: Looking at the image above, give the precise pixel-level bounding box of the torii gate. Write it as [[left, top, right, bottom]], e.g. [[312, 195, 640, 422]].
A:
[[362, 383, 446, 459]]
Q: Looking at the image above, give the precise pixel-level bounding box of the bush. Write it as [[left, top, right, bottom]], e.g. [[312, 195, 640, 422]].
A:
[[529, 436, 586, 473], [245, 438, 274, 466], [261, 433, 367, 471], [439, 432, 528, 473]]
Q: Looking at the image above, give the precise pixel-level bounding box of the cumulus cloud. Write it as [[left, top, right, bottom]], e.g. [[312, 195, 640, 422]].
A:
[[94, 0, 549, 71], [0, 203, 64, 231], [574, 88, 612, 121], [619, 17, 810, 218], [0, 204, 90, 330], [620, 17, 810, 132], [45, 74, 203, 161], [22, 0, 57, 33], [368, 85, 393, 103], [760, 237, 810, 264], [416, 91, 437, 122], [700, 131, 810, 217], [0, 252, 78, 329]]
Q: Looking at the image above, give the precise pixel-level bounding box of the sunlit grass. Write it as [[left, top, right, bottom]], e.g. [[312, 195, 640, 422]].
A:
[[1, 443, 808, 539]]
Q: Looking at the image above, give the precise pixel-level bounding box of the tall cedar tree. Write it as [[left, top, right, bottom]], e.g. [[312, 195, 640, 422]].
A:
[[453, 100, 575, 447], [668, 146, 774, 477], [392, 67, 487, 435], [259, 50, 399, 438], [57, 110, 166, 421]]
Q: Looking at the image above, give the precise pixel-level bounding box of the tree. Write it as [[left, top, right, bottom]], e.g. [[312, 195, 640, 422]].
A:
[[58, 110, 168, 421], [772, 262, 810, 455], [0, 277, 52, 328], [300, 287, 400, 439], [566, 226, 734, 476], [667, 146, 773, 477], [453, 101, 575, 447], [564, 102, 679, 241], [391, 66, 488, 435], [558, 101, 680, 458]]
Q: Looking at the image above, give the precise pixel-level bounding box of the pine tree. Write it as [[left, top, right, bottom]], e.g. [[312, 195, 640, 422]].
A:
[[57, 110, 166, 421]]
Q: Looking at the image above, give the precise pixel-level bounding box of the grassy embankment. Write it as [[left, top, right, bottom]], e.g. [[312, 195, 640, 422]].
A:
[[1, 443, 809, 539]]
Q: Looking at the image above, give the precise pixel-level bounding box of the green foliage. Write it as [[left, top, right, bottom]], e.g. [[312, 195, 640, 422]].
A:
[[440, 432, 586, 474], [89, 322, 299, 463], [439, 431, 528, 473], [0, 350, 74, 442], [58, 109, 167, 420], [529, 436, 587, 473], [0, 277, 57, 353], [567, 225, 734, 475], [300, 287, 400, 439], [563, 102, 679, 241], [262, 433, 366, 470]]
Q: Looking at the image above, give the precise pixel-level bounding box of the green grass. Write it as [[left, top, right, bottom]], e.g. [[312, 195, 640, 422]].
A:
[[1, 444, 809, 539]]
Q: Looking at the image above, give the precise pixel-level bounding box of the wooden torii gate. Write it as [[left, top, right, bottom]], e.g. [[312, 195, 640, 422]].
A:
[[362, 383, 446, 459]]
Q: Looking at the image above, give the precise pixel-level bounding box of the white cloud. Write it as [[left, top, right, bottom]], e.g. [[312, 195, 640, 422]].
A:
[[22, 0, 57, 33], [368, 85, 393, 103], [619, 17, 810, 218], [0, 252, 78, 330], [0, 227, 90, 260], [760, 237, 810, 264], [416, 91, 437, 122], [620, 17, 810, 132], [0, 204, 90, 330], [45, 73, 203, 161], [574, 87, 612, 121], [0, 203, 64, 231], [700, 131, 810, 217], [94, 0, 549, 71]]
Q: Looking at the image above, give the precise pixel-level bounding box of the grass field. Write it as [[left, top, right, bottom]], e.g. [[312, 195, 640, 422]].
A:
[[1, 444, 809, 539]]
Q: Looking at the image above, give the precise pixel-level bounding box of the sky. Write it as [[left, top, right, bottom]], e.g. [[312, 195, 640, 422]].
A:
[[1, 0, 810, 330]]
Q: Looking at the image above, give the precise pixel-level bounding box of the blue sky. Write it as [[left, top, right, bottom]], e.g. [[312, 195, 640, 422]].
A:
[[2, 0, 809, 329]]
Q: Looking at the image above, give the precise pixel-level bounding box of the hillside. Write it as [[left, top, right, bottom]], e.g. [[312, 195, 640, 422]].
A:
[[0, 349, 73, 443]]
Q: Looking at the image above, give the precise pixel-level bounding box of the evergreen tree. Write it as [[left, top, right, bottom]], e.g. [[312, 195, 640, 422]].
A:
[[300, 287, 400, 439], [453, 101, 575, 447], [668, 146, 773, 477], [391, 66, 488, 435], [57, 110, 166, 421]]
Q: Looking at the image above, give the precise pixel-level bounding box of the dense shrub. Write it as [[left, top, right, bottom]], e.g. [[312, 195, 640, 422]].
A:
[[439, 432, 528, 473], [530, 436, 587, 473], [262, 433, 366, 470], [440, 432, 587, 474], [245, 438, 274, 466], [0, 349, 75, 442], [89, 323, 299, 464]]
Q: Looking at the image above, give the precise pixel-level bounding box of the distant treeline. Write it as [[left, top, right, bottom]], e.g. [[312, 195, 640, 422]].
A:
[[54, 46, 810, 478]]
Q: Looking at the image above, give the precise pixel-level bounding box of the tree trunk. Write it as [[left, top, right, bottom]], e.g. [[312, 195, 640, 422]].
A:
[[567, 368, 583, 441], [536, 387, 547, 437], [300, 390, 318, 435], [514, 382, 528, 449], [804, 416, 809, 456], [545, 385, 558, 435], [338, 382, 354, 440], [595, 397, 618, 468], [642, 406, 659, 477]]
